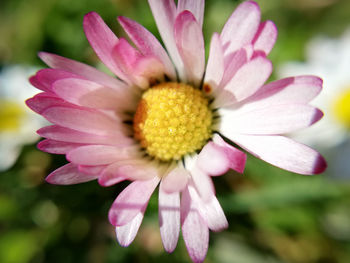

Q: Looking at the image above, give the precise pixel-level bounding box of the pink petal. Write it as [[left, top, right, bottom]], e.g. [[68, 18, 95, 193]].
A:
[[52, 78, 135, 110], [221, 1, 261, 54], [83, 12, 130, 83], [148, 0, 185, 79], [236, 76, 323, 111], [29, 75, 44, 91], [174, 11, 205, 86], [67, 145, 138, 166], [212, 48, 250, 108], [252, 21, 278, 55], [78, 165, 106, 175], [35, 68, 83, 93], [37, 139, 84, 154], [109, 176, 160, 226], [190, 166, 215, 203], [177, 0, 205, 27], [181, 187, 209, 263], [113, 161, 160, 181], [112, 38, 165, 88], [229, 134, 327, 175], [132, 56, 165, 87], [197, 134, 247, 175], [220, 48, 248, 88], [161, 165, 189, 193], [111, 38, 141, 72], [98, 163, 128, 187], [38, 52, 128, 90], [26, 93, 70, 114], [98, 160, 159, 187], [116, 213, 144, 247], [220, 104, 323, 135], [45, 163, 98, 185], [41, 106, 127, 136], [223, 55, 272, 103], [187, 183, 228, 232], [118, 16, 176, 79], [204, 33, 225, 94], [37, 125, 131, 146], [159, 183, 180, 253]]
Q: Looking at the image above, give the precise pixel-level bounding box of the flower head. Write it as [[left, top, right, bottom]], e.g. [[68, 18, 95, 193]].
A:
[[27, 1, 327, 262]]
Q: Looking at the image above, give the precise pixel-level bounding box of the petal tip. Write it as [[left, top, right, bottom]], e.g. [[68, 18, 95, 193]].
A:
[[45, 175, 55, 184], [37, 51, 47, 60], [313, 155, 327, 174], [236, 153, 248, 174], [36, 140, 46, 151], [312, 108, 324, 125], [83, 12, 102, 31]]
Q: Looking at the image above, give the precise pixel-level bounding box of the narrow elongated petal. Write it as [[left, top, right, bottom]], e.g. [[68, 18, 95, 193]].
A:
[[109, 176, 160, 226], [234, 76, 323, 112], [204, 33, 225, 93], [38, 139, 84, 154], [35, 69, 82, 92], [52, 78, 135, 110], [78, 165, 106, 175], [159, 183, 180, 253], [188, 184, 228, 232], [67, 145, 138, 166], [83, 12, 130, 82], [41, 106, 126, 136], [161, 165, 189, 193], [181, 187, 209, 263], [98, 160, 159, 187], [116, 213, 144, 247], [118, 16, 176, 79], [37, 125, 131, 145], [177, 0, 205, 27], [38, 52, 128, 89], [221, 1, 261, 54], [197, 135, 247, 175], [112, 39, 164, 88], [228, 134, 327, 174], [252, 21, 278, 55], [26, 94, 70, 114], [148, 0, 185, 79], [29, 75, 43, 91], [111, 38, 141, 73], [220, 48, 248, 88], [221, 104, 323, 135], [190, 166, 215, 202], [98, 163, 127, 187], [174, 11, 205, 86], [46, 163, 98, 185], [223, 56, 272, 103]]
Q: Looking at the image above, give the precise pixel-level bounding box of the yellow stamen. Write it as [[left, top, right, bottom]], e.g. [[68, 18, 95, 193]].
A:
[[332, 88, 350, 129], [133, 82, 212, 161]]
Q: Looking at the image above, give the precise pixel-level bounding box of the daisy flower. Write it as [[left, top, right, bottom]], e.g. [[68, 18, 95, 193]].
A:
[[0, 65, 44, 171], [27, 1, 326, 262], [279, 29, 350, 148]]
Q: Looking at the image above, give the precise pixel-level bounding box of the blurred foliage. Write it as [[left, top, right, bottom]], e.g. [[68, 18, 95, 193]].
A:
[[1, 0, 350, 262]]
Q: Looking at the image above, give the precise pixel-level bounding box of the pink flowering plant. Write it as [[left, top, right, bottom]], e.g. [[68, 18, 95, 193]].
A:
[[27, 0, 326, 262]]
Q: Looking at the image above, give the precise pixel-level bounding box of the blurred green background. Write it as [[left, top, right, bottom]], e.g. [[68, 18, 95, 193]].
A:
[[1, 0, 350, 262]]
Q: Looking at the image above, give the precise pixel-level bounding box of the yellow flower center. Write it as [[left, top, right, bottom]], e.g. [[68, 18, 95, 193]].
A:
[[133, 82, 213, 161], [0, 99, 24, 132], [332, 88, 350, 129]]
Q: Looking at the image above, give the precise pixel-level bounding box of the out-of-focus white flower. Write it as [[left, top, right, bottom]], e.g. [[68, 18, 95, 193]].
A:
[[278, 29, 350, 148], [0, 65, 45, 171]]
